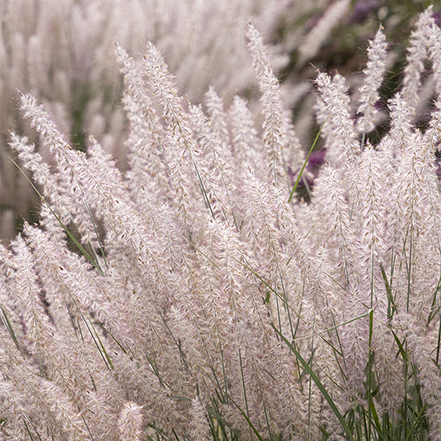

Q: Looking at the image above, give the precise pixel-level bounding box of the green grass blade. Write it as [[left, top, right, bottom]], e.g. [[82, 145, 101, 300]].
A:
[[272, 325, 355, 441], [391, 329, 407, 362], [23, 418, 35, 441], [238, 348, 253, 441], [367, 308, 374, 440], [0, 305, 21, 353], [81, 313, 113, 370], [236, 260, 301, 318], [380, 263, 396, 319], [80, 413, 95, 441], [227, 395, 265, 441], [23, 414, 43, 441], [293, 309, 372, 343], [147, 424, 174, 441], [403, 403, 427, 441], [82, 195, 108, 270], [10, 158, 104, 275], [368, 394, 382, 436], [288, 119, 326, 204], [193, 161, 215, 219], [184, 236, 220, 270], [95, 320, 130, 356]]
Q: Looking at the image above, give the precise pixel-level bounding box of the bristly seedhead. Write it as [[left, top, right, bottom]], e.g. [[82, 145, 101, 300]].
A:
[[357, 25, 388, 135], [3, 6, 441, 440]]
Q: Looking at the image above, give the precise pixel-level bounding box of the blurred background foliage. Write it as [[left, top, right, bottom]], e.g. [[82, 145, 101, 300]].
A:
[[0, 0, 439, 241], [282, 0, 440, 136]]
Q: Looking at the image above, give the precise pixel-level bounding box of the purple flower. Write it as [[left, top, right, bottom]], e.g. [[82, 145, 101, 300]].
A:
[[350, 0, 381, 24]]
